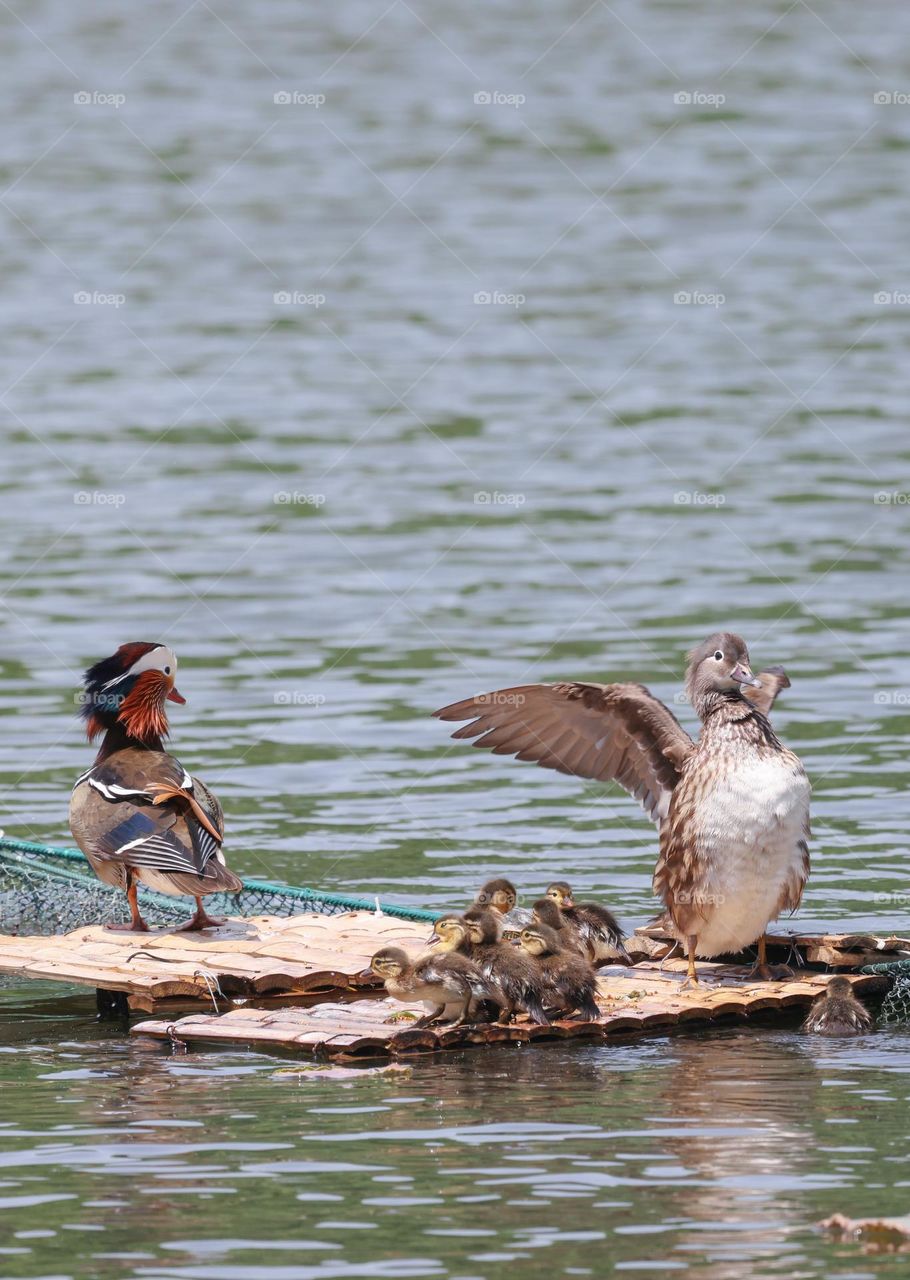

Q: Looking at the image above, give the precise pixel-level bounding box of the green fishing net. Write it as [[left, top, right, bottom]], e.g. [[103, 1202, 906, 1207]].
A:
[[862, 960, 910, 1026], [0, 837, 436, 935]]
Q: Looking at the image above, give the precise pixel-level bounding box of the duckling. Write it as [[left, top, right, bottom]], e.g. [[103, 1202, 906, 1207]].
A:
[[545, 881, 630, 965], [474, 877, 517, 914], [462, 907, 550, 1025], [802, 976, 874, 1036], [369, 945, 494, 1028], [531, 897, 587, 956], [519, 923, 601, 1021], [474, 876, 533, 933], [430, 915, 504, 1023]]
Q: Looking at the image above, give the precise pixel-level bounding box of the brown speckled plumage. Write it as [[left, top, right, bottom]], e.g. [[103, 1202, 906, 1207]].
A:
[[436, 632, 810, 982]]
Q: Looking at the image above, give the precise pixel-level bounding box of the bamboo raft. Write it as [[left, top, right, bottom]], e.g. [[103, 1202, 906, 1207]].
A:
[[130, 961, 888, 1059], [0, 911, 903, 1045], [0, 911, 431, 1012]]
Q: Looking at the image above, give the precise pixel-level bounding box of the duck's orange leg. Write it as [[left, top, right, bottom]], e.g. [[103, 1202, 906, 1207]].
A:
[[106, 877, 150, 933], [175, 897, 227, 931], [680, 935, 699, 990], [747, 934, 794, 981]]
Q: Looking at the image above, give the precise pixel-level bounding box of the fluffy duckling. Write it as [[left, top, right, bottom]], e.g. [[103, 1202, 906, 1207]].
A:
[[531, 897, 587, 956], [519, 923, 601, 1021], [369, 945, 493, 1028], [474, 876, 533, 932], [462, 907, 550, 1025], [474, 877, 517, 914], [545, 882, 630, 964], [430, 915, 504, 1022], [802, 976, 874, 1036]]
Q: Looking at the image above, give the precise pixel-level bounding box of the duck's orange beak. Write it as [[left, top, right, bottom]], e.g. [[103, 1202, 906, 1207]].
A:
[[167, 686, 186, 704]]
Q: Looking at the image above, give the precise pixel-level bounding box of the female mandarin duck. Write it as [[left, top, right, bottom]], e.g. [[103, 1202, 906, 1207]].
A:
[[435, 632, 810, 986], [69, 642, 242, 932]]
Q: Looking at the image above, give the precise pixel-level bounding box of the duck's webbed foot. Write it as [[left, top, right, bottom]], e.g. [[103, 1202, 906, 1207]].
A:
[[746, 961, 794, 982], [175, 898, 227, 931], [106, 918, 150, 933], [746, 936, 793, 982], [412, 1005, 446, 1028]]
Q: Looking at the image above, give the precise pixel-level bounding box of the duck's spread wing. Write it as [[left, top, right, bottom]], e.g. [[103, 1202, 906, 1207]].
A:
[[741, 665, 791, 718], [79, 754, 224, 877], [434, 682, 695, 822]]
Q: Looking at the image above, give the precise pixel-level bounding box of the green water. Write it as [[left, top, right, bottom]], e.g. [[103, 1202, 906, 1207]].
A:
[[4, 0, 910, 1274]]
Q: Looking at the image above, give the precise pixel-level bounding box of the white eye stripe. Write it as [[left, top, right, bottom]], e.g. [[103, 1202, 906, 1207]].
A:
[[101, 645, 178, 690]]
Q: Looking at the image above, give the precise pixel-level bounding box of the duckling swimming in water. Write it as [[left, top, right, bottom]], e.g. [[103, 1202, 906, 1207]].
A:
[[369, 945, 494, 1028], [531, 897, 587, 956], [802, 976, 874, 1036], [545, 882, 630, 965], [461, 907, 550, 1025], [519, 922, 601, 1021]]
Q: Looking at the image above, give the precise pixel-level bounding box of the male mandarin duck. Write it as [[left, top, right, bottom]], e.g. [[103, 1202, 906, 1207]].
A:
[[435, 632, 810, 987], [69, 642, 242, 932], [802, 976, 874, 1036]]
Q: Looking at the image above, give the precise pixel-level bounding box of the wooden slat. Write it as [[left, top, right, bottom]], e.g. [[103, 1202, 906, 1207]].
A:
[[0, 911, 430, 1008], [131, 962, 889, 1059]]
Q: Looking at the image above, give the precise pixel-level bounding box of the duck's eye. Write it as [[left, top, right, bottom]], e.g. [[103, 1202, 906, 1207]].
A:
[[164, 666, 171, 674], [713, 650, 723, 661]]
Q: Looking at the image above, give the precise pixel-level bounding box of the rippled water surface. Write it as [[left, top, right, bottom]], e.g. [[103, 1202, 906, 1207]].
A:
[[3, 0, 910, 1276]]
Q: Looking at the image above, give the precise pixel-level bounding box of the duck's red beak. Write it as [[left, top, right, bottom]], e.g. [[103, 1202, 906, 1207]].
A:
[[167, 686, 186, 704]]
